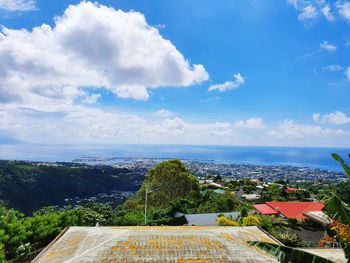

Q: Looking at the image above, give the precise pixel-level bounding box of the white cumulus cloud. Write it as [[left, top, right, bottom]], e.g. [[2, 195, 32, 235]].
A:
[[234, 117, 264, 129], [336, 1, 350, 21], [0, 0, 35, 11], [268, 119, 345, 138], [208, 73, 245, 92], [313, 111, 350, 125], [0, 1, 208, 103]]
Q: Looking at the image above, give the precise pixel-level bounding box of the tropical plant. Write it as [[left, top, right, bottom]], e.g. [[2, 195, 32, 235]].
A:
[[323, 153, 350, 260], [274, 232, 301, 247], [0, 243, 5, 263], [248, 241, 334, 263]]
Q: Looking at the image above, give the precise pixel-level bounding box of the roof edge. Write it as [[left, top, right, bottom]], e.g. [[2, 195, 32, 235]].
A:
[[32, 227, 70, 263]]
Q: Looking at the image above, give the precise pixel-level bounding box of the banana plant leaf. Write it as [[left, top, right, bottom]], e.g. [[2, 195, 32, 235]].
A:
[[248, 241, 335, 263], [331, 153, 350, 179], [325, 192, 350, 226]]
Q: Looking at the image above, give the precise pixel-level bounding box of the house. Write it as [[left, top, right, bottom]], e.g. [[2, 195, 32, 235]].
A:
[[303, 211, 332, 226], [32, 226, 346, 263], [183, 212, 240, 226], [254, 201, 324, 220], [242, 193, 261, 201], [253, 204, 279, 216], [285, 187, 299, 193]]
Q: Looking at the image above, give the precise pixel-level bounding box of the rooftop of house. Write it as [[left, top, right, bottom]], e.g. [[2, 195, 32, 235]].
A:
[[265, 201, 324, 220], [32, 226, 282, 263], [184, 212, 240, 226], [32, 226, 346, 263], [253, 204, 279, 215], [285, 187, 299, 193]]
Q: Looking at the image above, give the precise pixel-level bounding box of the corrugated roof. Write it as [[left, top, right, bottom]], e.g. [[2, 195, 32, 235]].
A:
[[303, 211, 331, 225], [33, 226, 281, 263], [253, 204, 279, 215], [265, 201, 324, 220], [184, 212, 240, 226]]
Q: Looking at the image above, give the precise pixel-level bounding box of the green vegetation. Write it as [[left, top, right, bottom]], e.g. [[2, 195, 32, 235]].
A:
[[0, 203, 118, 261], [0, 160, 142, 214], [118, 160, 240, 224], [0, 157, 349, 262], [323, 153, 350, 261], [122, 160, 200, 210]]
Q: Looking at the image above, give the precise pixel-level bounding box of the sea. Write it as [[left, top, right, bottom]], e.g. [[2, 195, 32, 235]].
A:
[[0, 144, 349, 172]]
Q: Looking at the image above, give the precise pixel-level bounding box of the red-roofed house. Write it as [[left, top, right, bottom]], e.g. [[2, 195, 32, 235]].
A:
[[254, 202, 324, 220], [253, 204, 279, 216], [285, 187, 299, 193]]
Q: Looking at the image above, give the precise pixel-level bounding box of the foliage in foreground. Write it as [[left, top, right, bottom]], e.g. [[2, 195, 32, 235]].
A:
[[324, 154, 350, 260]]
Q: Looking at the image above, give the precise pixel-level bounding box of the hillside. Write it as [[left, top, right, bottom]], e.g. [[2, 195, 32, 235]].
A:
[[0, 160, 143, 214]]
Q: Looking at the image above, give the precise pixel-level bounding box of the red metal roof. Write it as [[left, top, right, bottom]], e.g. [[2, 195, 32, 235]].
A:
[[285, 187, 299, 193], [253, 204, 279, 215], [265, 202, 324, 220]]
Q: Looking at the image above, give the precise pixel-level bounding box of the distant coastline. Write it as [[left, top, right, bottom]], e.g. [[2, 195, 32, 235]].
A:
[[0, 144, 348, 171]]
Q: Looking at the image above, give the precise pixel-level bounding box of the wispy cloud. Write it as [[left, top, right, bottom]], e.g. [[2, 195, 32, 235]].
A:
[[322, 4, 335, 21], [0, 0, 36, 11], [153, 109, 175, 118], [298, 4, 318, 21], [346, 67, 350, 80], [287, 0, 350, 23], [208, 73, 245, 92], [320, 41, 337, 52], [322, 64, 343, 71]]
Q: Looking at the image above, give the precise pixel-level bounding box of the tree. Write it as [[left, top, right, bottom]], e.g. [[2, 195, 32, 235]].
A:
[[124, 160, 200, 210], [0, 207, 32, 259], [242, 215, 260, 226]]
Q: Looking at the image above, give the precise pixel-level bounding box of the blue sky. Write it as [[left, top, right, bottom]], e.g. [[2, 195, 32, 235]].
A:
[[0, 0, 350, 147]]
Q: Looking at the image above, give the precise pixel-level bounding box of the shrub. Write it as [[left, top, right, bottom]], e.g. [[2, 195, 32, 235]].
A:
[[300, 218, 317, 229], [257, 215, 273, 231], [240, 207, 248, 217], [242, 215, 261, 226], [287, 218, 298, 227], [216, 216, 240, 226], [275, 232, 301, 247]]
